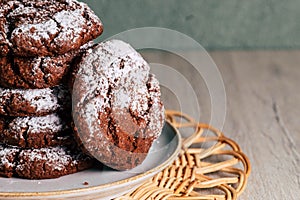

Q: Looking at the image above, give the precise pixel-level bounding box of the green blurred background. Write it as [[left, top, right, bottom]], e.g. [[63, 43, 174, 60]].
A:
[[80, 0, 299, 50]]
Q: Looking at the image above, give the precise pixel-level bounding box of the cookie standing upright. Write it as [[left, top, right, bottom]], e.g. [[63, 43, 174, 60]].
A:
[[0, 0, 103, 57], [72, 40, 165, 170]]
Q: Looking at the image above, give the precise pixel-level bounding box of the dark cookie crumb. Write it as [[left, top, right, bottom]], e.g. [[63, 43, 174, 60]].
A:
[[83, 181, 89, 185]]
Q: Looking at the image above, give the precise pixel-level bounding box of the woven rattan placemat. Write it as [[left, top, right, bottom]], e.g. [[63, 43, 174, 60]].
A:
[[116, 110, 251, 200]]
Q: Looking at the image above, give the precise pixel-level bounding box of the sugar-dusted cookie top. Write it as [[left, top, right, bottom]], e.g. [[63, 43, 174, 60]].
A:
[[0, 0, 103, 56]]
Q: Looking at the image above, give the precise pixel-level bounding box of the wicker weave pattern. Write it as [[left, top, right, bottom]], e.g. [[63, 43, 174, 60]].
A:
[[117, 110, 251, 200]]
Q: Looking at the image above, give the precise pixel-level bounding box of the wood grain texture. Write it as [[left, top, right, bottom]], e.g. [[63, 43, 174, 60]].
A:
[[211, 51, 300, 199], [142, 50, 300, 199]]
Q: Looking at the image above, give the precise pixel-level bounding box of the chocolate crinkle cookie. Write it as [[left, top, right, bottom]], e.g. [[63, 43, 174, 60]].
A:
[[72, 40, 165, 170], [0, 0, 103, 57], [0, 42, 93, 89], [0, 113, 73, 148], [0, 85, 70, 117], [0, 52, 77, 89], [0, 144, 95, 179]]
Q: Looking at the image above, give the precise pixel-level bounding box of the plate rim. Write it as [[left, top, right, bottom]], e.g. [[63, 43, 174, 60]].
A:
[[0, 121, 182, 198]]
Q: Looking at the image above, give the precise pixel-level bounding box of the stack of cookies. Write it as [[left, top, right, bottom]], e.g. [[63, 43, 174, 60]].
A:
[[0, 0, 103, 179]]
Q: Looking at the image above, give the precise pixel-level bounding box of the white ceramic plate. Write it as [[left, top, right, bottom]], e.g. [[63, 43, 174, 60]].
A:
[[0, 122, 181, 200]]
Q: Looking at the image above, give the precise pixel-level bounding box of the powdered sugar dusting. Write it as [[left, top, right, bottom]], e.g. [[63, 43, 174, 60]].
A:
[[1, 144, 90, 177], [4, 0, 103, 56], [9, 113, 68, 134], [53, 9, 85, 43], [74, 40, 164, 143], [8, 5, 37, 17], [16, 146, 81, 172], [86, 41, 150, 84], [22, 88, 58, 111], [0, 146, 19, 168], [146, 74, 165, 137], [79, 98, 107, 149], [75, 40, 150, 112], [12, 19, 59, 41], [0, 85, 69, 113]]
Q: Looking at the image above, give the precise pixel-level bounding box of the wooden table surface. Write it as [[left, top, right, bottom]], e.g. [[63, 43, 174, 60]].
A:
[[142, 50, 300, 199]]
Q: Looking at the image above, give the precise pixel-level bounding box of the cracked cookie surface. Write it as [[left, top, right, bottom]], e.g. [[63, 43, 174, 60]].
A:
[[0, 85, 70, 117], [72, 40, 165, 170], [0, 113, 72, 148], [0, 51, 77, 89], [0, 42, 92, 89], [0, 0, 103, 57], [0, 144, 95, 179]]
